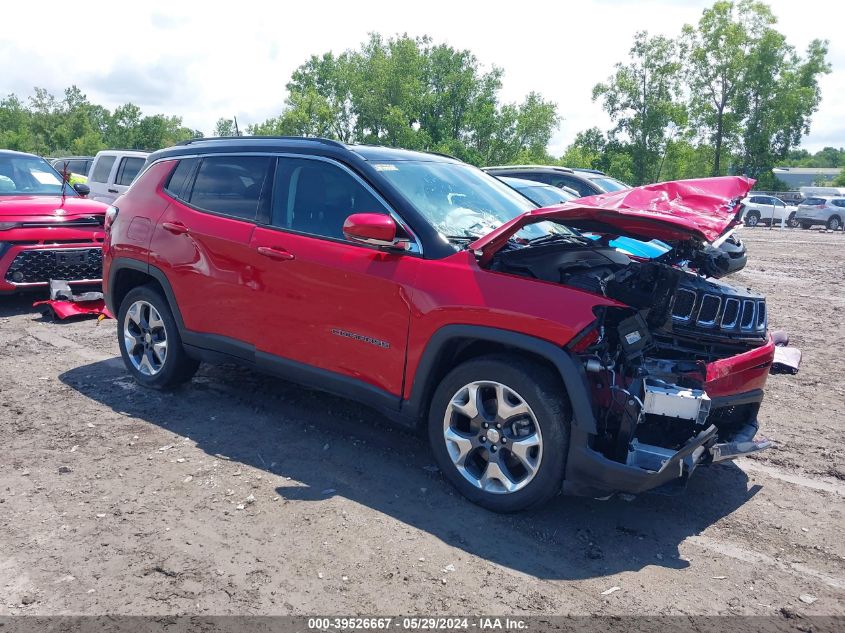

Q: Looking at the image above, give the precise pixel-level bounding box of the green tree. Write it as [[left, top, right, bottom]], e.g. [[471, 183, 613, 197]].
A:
[[249, 33, 559, 166], [592, 31, 685, 185], [735, 33, 830, 178], [213, 117, 237, 137]]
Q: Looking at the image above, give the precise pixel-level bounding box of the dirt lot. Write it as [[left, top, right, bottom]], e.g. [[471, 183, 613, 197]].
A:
[[1, 228, 843, 618]]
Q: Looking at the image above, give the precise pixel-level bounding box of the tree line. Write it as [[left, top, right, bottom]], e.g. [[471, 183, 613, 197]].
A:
[[0, 1, 832, 189], [565, 0, 830, 188], [0, 87, 202, 156]]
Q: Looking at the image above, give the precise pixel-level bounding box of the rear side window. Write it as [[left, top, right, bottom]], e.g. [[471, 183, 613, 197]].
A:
[[90, 156, 116, 182], [188, 156, 272, 221], [832, 199, 845, 208], [270, 157, 387, 239], [115, 157, 145, 186], [164, 159, 197, 199], [803, 197, 826, 206]]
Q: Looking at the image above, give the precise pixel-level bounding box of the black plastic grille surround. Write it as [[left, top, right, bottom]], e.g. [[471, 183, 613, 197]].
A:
[[669, 276, 766, 340], [4, 248, 103, 284]]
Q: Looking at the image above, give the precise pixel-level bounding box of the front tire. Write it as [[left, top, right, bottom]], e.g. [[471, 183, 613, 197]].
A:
[[827, 215, 841, 231], [744, 211, 760, 227], [117, 284, 199, 389], [428, 355, 570, 512]]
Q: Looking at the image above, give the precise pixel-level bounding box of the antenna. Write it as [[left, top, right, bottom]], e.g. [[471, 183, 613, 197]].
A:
[[233, 116, 241, 136]]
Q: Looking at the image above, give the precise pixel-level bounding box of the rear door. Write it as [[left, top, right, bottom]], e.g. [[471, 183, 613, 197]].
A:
[[249, 155, 419, 398], [88, 154, 117, 203], [150, 154, 274, 349], [113, 156, 146, 197]]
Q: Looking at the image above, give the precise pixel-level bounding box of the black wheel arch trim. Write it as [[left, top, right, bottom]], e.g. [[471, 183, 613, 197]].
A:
[[403, 324, 598, 434], [107, 257, 186, 331]]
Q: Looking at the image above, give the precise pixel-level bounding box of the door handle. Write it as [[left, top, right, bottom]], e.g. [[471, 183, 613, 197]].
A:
[[257, 246, 295, 261], [162, 221, 189, 235], [107, 188, 118, 194]]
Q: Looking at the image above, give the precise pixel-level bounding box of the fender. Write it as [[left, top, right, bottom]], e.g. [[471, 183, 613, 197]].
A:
[[402, 325, 598, 434], [107, 257, 186, 329]]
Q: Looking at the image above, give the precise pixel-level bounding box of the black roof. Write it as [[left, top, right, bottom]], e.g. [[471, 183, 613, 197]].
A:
[[152, 136, 458, 165]]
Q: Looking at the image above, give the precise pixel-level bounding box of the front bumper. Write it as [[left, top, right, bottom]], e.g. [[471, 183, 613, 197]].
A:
[[563, 339, 776, 498], [0, 242, 104, 292]]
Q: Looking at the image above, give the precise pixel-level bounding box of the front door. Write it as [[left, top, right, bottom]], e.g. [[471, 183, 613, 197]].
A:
[[249, 156, 419, 398]]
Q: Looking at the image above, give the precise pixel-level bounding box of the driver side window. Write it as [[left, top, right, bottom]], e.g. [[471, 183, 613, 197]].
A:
[[270, 157, 388, 239]]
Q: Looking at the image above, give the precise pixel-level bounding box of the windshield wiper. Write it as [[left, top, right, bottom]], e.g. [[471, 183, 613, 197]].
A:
[[527, 232, 589, 246]]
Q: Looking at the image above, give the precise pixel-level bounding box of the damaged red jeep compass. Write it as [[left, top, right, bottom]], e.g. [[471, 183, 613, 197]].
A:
[[103, 137, 774, 512]]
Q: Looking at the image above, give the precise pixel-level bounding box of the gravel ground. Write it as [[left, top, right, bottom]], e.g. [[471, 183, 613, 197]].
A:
[[0, 227, 843, 618]]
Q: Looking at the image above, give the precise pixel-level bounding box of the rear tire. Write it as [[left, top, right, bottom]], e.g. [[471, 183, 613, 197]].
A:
[[744, 211, 760, 227], [117, 284, 199, 389], [787, 212, 799, 228], [427, 355, 570, 512]]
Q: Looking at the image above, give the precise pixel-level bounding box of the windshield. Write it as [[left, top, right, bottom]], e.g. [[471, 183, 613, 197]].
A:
[[374, 160, 557, 240], [0, 155, 73, 196], [589, 176, 629, 192]]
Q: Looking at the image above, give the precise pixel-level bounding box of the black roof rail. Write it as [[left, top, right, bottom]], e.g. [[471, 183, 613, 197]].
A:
[[176, 135, 347, 148]]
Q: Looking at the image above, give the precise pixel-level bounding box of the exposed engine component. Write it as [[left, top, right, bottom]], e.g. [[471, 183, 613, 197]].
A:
[[491, 234, 768, 472], [642, 379, 711, 425]]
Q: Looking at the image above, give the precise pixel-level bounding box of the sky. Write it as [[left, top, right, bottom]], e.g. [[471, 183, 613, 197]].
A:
[[2, 0, 843, 156]]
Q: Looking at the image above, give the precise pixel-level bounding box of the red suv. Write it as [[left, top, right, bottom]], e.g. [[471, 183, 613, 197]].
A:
[[103, 137, 775, 512], [1, 150, 108, 293]]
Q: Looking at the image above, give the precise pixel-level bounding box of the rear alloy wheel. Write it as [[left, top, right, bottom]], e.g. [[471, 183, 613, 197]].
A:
[[827, 215, 841, 231], [744, 211, 760, 227], [787, 212, 799, 228], [123, 300, 168, 376], [118, 285, 198, 389], [428, 355, 570, 512]]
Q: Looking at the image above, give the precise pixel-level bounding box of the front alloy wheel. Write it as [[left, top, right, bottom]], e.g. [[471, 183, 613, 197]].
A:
[[444, 381, 542, 494], [123, 300, 168, 376], [428, 355, 570, 512]]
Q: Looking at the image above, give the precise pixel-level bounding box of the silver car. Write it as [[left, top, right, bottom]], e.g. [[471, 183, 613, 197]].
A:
[[795, 196, 845, 231]]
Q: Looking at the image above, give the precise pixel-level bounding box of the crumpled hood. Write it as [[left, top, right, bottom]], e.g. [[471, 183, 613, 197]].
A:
[[470, 176, 754, 262], [0, 195, 109, 219]]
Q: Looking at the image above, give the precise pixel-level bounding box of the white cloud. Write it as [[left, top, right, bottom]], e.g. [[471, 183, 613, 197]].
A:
[[1, 0, 842, 154]]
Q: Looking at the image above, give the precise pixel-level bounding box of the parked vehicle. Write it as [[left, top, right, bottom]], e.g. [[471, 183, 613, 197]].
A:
[[740, 195, 798, 227], [49, 156, 94, 178], [794, 196, 845, 230], [87, 150, 149, 204], [499, 176, 671, 259], [0, 150, 108, 293], [483, 165, 630, 197], [104, 138, 774, 512]]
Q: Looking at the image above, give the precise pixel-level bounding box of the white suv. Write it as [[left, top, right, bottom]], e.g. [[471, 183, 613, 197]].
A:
[[795, 196, 845, 231], [87, 150, 149, 204], [740, 195, 798, 227]]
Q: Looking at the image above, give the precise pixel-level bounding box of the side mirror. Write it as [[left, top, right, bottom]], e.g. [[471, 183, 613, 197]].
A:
[[73, 183, 90, 197], [342, 213, 409, 250]]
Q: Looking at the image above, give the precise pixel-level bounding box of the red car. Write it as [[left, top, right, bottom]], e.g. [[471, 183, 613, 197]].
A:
[[103, 137, 774, 512], [0, 150, 108, 293]]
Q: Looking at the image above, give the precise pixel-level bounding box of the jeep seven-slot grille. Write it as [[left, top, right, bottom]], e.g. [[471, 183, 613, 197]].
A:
[[671, 287, 766, 337], [4, 248, 103, 284]]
